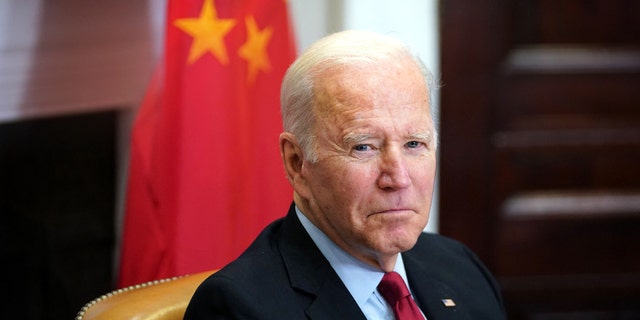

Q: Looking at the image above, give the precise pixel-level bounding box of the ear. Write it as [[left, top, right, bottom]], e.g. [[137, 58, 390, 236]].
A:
[[279, 132, 310, 197]]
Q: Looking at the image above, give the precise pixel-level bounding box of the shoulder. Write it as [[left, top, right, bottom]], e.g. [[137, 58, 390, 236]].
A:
[[410, 232, 485, 267], [197, 217, 289, 289], [416, 233, 497, 278], [408, 232, 498, 282], [184, 216, 309, 319], [405, 233, 506, 319], [184, 263, 297, 319]]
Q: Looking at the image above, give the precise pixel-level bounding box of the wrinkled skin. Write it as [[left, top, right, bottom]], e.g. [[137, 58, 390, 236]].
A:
[[280, 57, 437, 272]]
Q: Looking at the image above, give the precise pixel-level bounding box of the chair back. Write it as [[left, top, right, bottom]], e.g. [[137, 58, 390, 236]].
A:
[[76, 270, 216, 320]]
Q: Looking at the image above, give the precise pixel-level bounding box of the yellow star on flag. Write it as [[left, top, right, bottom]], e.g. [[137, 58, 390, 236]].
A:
[[173, 0, 236, 65], [238, 15, 273, 84]]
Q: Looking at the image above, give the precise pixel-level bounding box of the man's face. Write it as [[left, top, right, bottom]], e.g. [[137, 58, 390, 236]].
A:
[[298, 59, 437, 268]]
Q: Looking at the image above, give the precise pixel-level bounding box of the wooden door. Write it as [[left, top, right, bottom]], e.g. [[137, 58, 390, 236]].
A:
[[439, 1, 640, 319]]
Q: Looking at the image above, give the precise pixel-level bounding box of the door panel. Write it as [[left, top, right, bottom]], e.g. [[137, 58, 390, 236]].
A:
[[440, 1, 640, 319]]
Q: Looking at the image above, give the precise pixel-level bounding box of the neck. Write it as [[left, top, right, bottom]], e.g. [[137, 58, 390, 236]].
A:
[[293, 193, 399, 272], [376, 255, 399, 272]]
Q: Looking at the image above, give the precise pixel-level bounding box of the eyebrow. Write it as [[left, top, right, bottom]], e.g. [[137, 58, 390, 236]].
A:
[[342, 131, 434, 145], [343, 132, 372, 145], [409, 131, 433, 142]]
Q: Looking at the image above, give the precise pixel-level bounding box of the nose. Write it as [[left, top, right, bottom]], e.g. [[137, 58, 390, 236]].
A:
[[377, 147, 411, 190]]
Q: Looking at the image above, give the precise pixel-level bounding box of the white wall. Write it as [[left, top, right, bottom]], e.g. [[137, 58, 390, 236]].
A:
[[288, 0, 441, 233]]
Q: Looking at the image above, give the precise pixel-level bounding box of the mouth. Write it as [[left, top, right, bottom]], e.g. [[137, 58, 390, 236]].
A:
[[368, 208, 415, 217]]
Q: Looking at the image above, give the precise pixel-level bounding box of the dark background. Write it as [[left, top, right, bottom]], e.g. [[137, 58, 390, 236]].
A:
[[0, 111, 116, 319], [440, 1, 640, 319]]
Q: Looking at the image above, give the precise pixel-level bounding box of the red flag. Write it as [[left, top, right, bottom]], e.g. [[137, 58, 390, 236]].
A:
[[118, 0, 296, 288]]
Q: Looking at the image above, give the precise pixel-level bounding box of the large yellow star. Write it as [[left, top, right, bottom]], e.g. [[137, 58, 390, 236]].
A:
[[238, 16, 273, 84], [173, 0, 236, 65]]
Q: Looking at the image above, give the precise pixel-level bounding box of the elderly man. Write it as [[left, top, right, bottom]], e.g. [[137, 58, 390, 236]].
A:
[[184, 30, 506, 320]]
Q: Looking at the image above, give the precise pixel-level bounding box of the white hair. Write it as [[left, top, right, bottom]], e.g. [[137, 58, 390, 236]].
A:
[[280, 30, 438, 163]]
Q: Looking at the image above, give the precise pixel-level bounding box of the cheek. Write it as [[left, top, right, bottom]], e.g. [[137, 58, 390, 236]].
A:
[[417, 169, 436, 194], [319, 160, 373, 194], [312, 164, 375, 223], [416, 158, 437, 185]]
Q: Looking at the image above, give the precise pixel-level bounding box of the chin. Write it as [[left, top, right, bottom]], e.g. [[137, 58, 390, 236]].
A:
[[378, 232, 421, 254]]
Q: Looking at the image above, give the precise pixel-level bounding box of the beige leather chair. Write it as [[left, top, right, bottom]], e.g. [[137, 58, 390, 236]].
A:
[[76, 270, 216, 320]]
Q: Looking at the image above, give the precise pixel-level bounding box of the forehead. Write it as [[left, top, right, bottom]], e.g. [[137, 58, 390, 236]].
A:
[[312, 60, 430, 125]]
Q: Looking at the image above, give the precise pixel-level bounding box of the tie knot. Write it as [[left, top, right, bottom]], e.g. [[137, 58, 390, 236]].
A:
[[377, 271, 411, 304]]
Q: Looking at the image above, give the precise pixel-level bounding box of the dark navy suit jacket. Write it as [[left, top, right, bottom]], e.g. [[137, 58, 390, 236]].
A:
[[184, 204, 506, 319]]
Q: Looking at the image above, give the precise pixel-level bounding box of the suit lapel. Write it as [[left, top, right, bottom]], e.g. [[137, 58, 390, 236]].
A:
[[404, 248, 471, 320], [304, 272, 367, 320], [277, 205, 367, 320]]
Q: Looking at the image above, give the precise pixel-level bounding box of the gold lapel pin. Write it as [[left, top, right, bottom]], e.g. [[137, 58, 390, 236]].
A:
[[441, 299, 456, 307]]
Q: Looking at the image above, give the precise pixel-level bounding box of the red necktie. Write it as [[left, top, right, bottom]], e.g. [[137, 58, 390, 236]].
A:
[[377, 272, 424, 320]]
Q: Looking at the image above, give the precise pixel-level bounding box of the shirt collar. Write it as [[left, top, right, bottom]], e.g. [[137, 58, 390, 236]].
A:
[[295, 206, 411, 309]]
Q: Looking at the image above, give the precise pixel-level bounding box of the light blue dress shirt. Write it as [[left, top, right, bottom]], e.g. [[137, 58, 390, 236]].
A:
[[295, 206, 426, 320]]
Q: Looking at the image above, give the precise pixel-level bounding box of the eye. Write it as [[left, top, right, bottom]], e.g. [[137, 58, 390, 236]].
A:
[[406, 141, 422, 148], [353, 144, 371, 152]]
